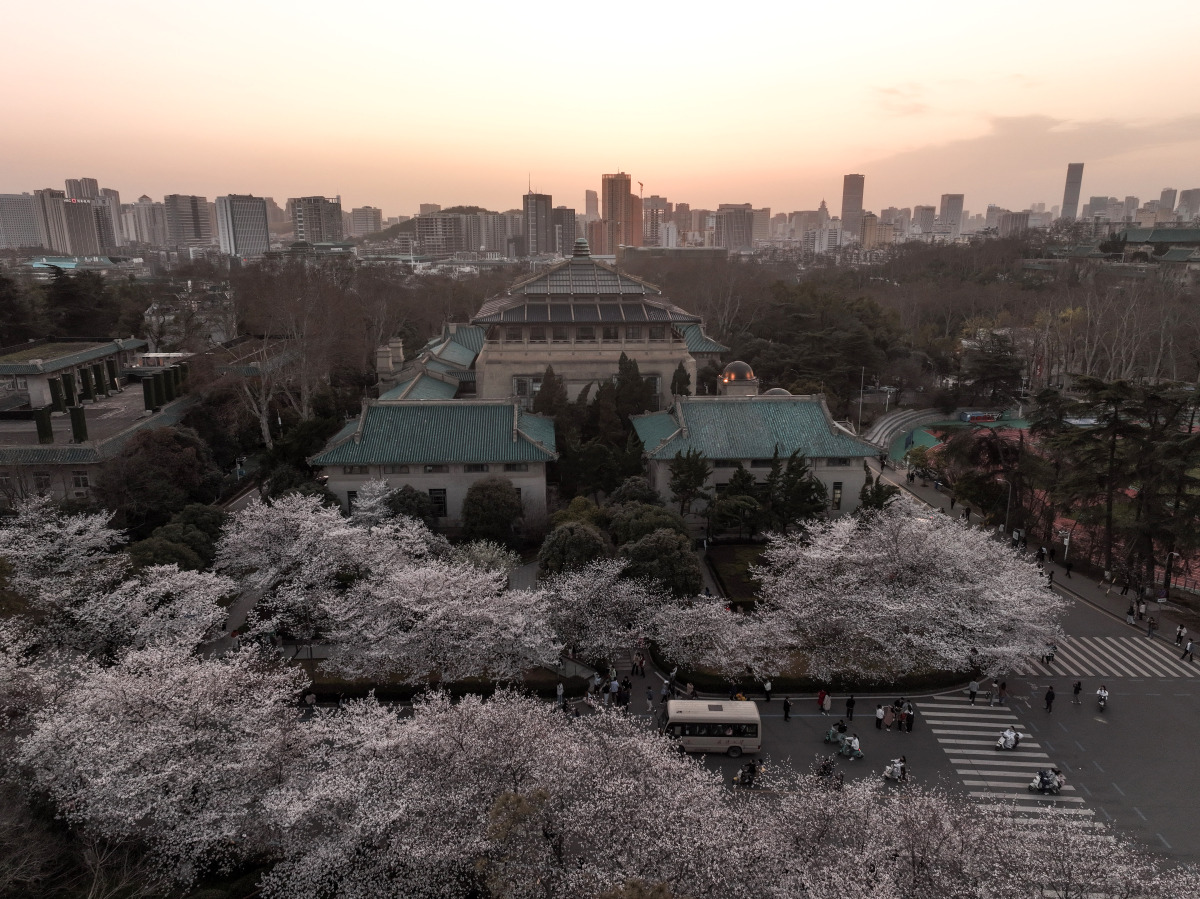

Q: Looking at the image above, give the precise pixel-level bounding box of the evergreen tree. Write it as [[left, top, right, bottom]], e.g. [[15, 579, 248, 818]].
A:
[[532, 365, 568, 417], [667, 448, 711, 516], [670, 362, 691, 397], [461, 476, 524, 546], [614, 353, 655, 421]]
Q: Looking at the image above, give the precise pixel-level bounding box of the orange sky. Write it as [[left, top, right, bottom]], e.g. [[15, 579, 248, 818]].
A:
[[3, 1, 1199, 217]]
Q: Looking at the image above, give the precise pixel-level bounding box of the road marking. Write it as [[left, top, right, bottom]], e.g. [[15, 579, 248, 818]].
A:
[[1093, 761, 1105, 773], [1158, 834, 1172, 850], [1133, 807, 1146, 821], [1112, 783, 1125, 796]]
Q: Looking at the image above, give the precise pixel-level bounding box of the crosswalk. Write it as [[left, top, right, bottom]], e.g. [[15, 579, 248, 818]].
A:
[[916, 696, 1098, 824], [1010, 635, 1197, 678]]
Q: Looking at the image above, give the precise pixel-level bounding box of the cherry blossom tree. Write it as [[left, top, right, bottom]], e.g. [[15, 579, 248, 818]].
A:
[[17, 645, 308, 885], [752, 499, 1064, 680]]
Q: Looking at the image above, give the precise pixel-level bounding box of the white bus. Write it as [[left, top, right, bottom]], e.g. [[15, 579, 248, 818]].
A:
[[661, 700, 762, 757]]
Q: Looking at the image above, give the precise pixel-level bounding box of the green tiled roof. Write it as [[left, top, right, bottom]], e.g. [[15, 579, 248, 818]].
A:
[[633, 396, 876, 461], [378, 378, 415, 400], [0, 338, 146, 375], [680, 324, 728, 354], [1120, 228, 1200, 244], [448, 325, 485, 356], [429, 338, 476, 367], [379, 373, 459, 401], [310, 401, 557, 467], [1159, 247, 1199, 262]]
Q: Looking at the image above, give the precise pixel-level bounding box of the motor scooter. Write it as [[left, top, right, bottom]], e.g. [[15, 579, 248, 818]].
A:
[[1027, 769, 1065, 795], [995, 727, 1022, 750], [882, 758, 907, 782]]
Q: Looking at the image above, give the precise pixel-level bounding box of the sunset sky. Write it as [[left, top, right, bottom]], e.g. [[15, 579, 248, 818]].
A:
[[4, 0, 1199, 217]]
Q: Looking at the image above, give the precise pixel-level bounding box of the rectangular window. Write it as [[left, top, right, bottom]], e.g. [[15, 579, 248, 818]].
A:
[[831, 482, 843, 511], [714, 459, 737, 469], [34, 472, 52, 491], [0, 471, 10, 490], [504, 463, 529, 472], [828, 457, 851, 467], [750, 459, 773, 469], [342, 465, 369, 475], [464, 463, 489, 473], [529, 326, 546, 343], [513, 376, 542, 399], [552, 325, 570, 342], [626, 325, 642, 340], [424, 464, 449, 474], [72, 470, 90, 489], [382, 464, 410, 474], [649, 326, 666, 341], [505, 326, 523, 342], [428, 488, 448, 518], [602, 325, 619, 341], [576, 326, 595, 342], [346, 490, 358, 511]]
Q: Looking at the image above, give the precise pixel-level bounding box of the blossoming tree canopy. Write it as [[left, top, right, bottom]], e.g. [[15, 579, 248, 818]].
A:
[[754, 499, 1064, 680]]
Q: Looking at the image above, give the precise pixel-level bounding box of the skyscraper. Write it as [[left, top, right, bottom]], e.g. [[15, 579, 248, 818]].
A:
[[33, 188, 70, 253], [913, 205, 936, 234], [0, 194, 44, 250], [64, 178, 99, 200], [584, 190, 599, 221], [1060, 163, 1084, 221], [522, 192, 554, 255], [601, 173, 638, 253], [216, 195, 270, 258], [290, 196, 344, 242], [551, 206, 576, 255], [133, 196, 169, 246], [1177, 189, 1200, 221], [349, 206, 383, 236], [939, 194, 965, 238], [163, 195, 213, 247], [841, 174, 865, 241], [715, 204, 755, 251], [643, 195, 671, 246], [98, 188, 123, 248], [62, 199, 101, 255], [1160, 188, 1178, 214]]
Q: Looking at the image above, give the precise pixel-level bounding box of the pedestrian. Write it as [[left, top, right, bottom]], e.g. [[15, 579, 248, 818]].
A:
[[729, 683, 737, 701], [763, 679, 773, 703], [1176, 626, 1188, 647], [1147, 616, 1158, 639], [1138, 600, 1146, 621], [898, 706, 908, 732], [1182, 640, 1195, 663], [904, 701, 915, 732], [1037, 546, 1046, 564], [1126, 604, 1136, 625], [1047, 570, 1055, 586], [822, 692, 832, 716], [646, 688, 654, 713], [998, 681, 1008, 705], [817, 689, 827, 713], [1044, 686, 1055, 712], [962, 507, 971, 521], [1120, 576, 1131, 596], [883, 705, 895, 731], [846, 695, 856, 720], [685, 682, 695, 700], [989, 678, 999, 706], [668, 666, 679, 685], [610, 678, 620, 703], [783, 696, 792, 721], [950, 495, 956, 510], [556, 681, 564, 708], [1049, 547, 1056, 563], [660, 682, 671, 705], [1064, 561, 1073, 578], [875, 704, 884, 729], [1072, 680, 1082, 704], [968, 679, 979, 705]]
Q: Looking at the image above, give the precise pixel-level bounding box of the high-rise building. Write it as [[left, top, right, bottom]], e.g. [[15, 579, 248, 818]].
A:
[[584, 190, 599, 221], [163, 195, 213, 247], [522, 192, 554, 255], [62, 199, 101, 255], [91, 197, 121, 252], [938, 194, 965, 238], [419, 203, 441, 215], [416, 214, 466, 255], [601, 173, 640, 252], [1123, 196, 1140, 219], [913, 205, 936, 234], [1060, 163, 1084, 221], [349, 206, 383, 236], [264, 197, 287, 226], [290, 196, 343, 243], [752, 207, 771, 243], [643, 195, 671, 246], [216, 195, 270, 258], [1160, 188, 1178, 213], [98, 188, 123, 248], [1177, 189, 1200, 221], [672, 202, 690, 235], [0, 193, 45, 249], [132, 195, 169, 246], [33, 188, 70, 253], [841, 174, 865, 241], [65, 178, 99, 200], [715, 204, 755, 251], [551, 207, 576, 256]]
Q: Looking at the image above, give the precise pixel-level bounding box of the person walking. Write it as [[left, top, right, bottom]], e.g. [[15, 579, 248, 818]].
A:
[[998, 681, 1008, 705], [1138, 600, 1146, 621], [846, 696, 856, 720], [783, 697, 792, 721], [1065, 561, 1073, 578], [1176, 626, 1188, 647], [1182, 640, 1194, 663], [645, 687, 654, 713], [763, 679, 773, 703], [968, 679, 979, 706], [1044, 686, 1056, 712], [556, 681, 565, 709], [1126, 604, 1136, 625], [904, 701, 915, 732], [822, 692, 832, 716], [1072, 680, 1082, 704], [817, 689, 827, 713], [1120, 575, 1131, 596], [876, 704, 885, 730], [1047, 570, 1055, 587], [1049, 547, 1057, 563], [989, 678, 999, 707], [950, 495, 956, 510], [1146, 616, 1158, 639], [883, 705, 895, 732]]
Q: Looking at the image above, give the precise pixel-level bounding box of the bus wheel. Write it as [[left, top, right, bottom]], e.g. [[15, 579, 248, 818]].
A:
[[727, 746, 742, 758]]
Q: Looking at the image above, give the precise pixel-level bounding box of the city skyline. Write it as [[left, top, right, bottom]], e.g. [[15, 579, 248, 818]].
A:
[[2, 2, 1200, 215]]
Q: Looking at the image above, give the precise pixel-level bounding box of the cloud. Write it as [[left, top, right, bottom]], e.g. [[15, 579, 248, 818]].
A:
[[874, 84, 929, 117]]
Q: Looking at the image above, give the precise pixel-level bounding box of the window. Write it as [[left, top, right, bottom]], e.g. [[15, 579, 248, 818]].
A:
[[464, 463, 489, 473], [424, 464, 449, 474], [529, 326, 546, 343], [626, 325, 642, 340], [72, 471, 90, 489], [831, 482, 843, 511], [505, 326, 523, 342], [346, 490, 358, 510], [828, 457, 851, 467], [649, 325, 666, 341], [714, 459, 737, 469], [382, 464, 409, 474], [552, 325, 570, 342], [513, 376, 542, 398], [576, 326, 595, 342], [504, 463, 529, 472], [34, 472, 52, 492], [602, 326, 619, 341], [750, 459, 773, 469], [342, 465, 369, 475], [428, 488, 448, 518]]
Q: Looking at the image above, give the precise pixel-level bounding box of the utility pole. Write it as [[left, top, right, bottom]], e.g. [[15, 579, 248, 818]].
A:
[[857, 366, 865, 433]]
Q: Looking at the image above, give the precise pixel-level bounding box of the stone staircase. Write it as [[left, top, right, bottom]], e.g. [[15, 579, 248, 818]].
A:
[[862, 407, 954, 450]]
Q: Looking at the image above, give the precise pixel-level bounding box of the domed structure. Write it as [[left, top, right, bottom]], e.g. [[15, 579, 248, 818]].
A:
[[719, 360, 759, 396], [763, 387, 792, 396]]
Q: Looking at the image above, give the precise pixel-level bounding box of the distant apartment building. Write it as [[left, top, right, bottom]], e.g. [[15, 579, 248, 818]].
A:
[[216, 195, 270, 258], [1061, 163, 1084, 221], [584, 190, 599, 221], [938, 194, 965, 238], [752, 207, 771, 243], [913, 205, 936, 234], [601, 172, 640, 252], [551, 206, 576, 255], [643, 195, 671, 247], [97, 188, 123, 249], [416, 213, 466, 255], [860, 212, 895, 249], [715, 204, 755, 251], [265, 197, 288, 225], [349, 206, 383, 236], [1160, 188, 1178, 213], [841, 174, 865, 241], [1178, 189, 1200, 221], [672, 202, 691, 235], [0, 194, 44, 250], [419, 203, 441, 216], [998, 211, 1030, 237], [523, 192, 554, 255], [163, 194, 213, 247], [64, 178, 100, 200], [62, 200, 101, 255], [127, 196, 169, 246], [290, 196, 343, 243]]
